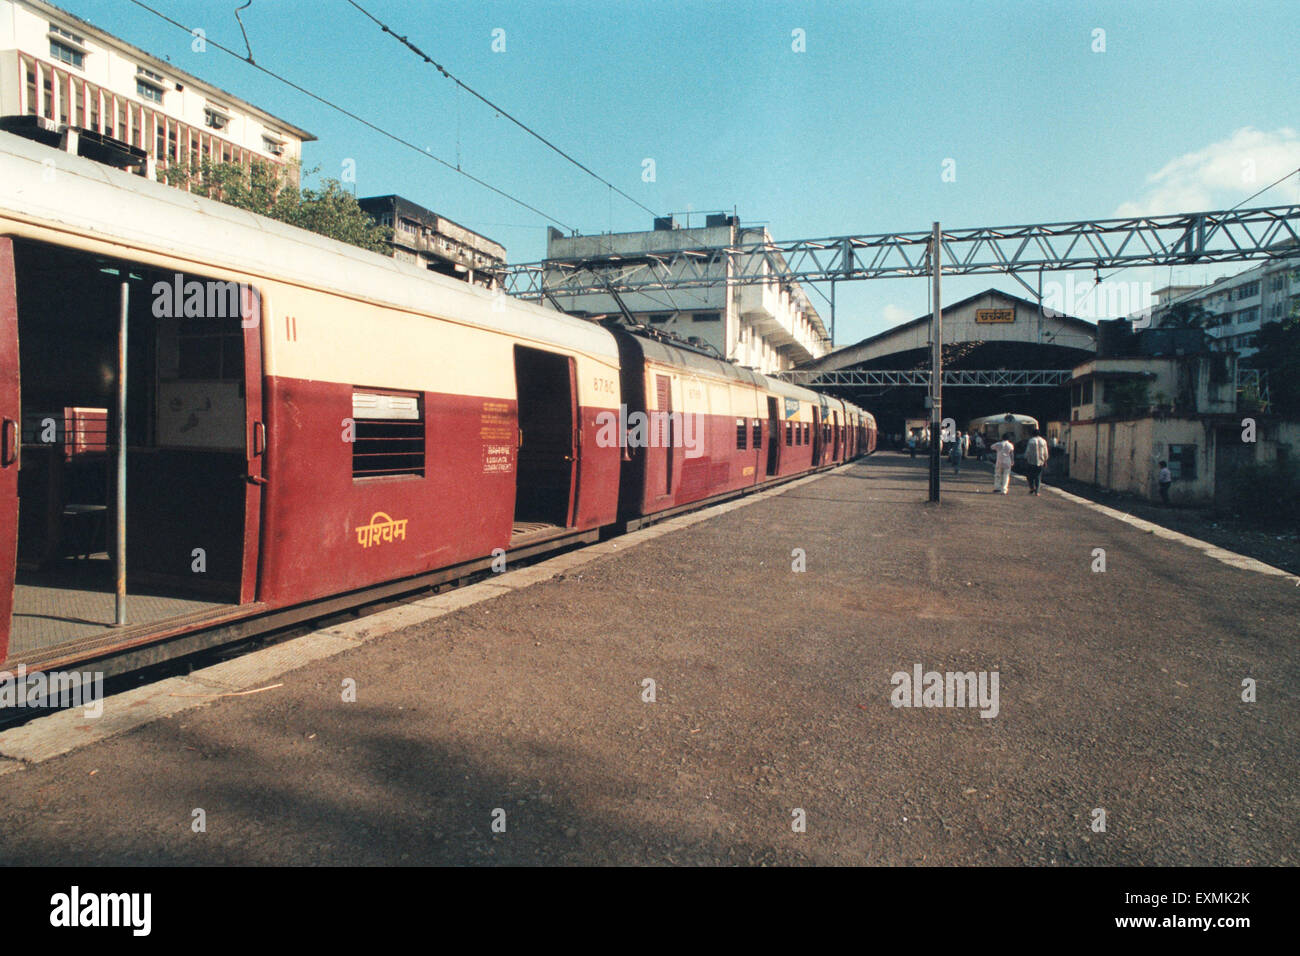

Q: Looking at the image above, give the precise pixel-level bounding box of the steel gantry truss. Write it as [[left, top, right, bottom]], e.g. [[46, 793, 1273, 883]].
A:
[[770, 369, 1073, 387], [768, 367, 1270, 407], [504, 204, 1300, 298]]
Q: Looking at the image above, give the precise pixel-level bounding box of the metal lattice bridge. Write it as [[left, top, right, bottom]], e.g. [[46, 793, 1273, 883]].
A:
[[505, 204, 1300, 298], [770, 369, 1073, 387]]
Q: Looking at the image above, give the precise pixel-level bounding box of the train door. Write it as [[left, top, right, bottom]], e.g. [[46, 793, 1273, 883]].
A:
[[811, 407, 822, 466], [239, 291, 265, 602], [655, 374, 673, 497], [3, 238, 261, 664], [833, 410, 841, 461], [512, 346, 578, 536], [0, 240, 19, 662], [765, 397, 780, 476]]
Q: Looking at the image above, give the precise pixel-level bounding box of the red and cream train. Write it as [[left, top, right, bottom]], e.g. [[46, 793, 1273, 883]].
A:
[[0, 133, 874, 677]]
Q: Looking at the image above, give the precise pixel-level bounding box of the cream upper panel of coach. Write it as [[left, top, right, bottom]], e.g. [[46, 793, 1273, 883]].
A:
[[263, 280, 618, 402], [0, 135, 618, 399]]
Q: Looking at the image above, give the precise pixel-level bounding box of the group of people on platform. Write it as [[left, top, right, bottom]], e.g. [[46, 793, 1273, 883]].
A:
[[905, 427, 1181, 504], [937, 427, 1050, 496], [990, 428, 1050, 495]]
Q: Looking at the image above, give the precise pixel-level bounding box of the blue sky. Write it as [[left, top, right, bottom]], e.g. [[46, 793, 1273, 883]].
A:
[[62, 0, 1300, 345]]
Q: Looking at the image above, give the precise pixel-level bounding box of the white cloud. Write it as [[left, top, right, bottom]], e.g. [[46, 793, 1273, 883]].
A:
[[881, 303, 911, 326], [1115, 127, 1300, 217]]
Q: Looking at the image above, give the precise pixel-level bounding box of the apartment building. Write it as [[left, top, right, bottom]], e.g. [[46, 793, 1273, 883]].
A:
[[544, 214, 831, 373], [0, 0, 313, 181]]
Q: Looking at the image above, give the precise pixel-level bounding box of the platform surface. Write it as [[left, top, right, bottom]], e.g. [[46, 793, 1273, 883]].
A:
[[0, 454, 1295, 865]]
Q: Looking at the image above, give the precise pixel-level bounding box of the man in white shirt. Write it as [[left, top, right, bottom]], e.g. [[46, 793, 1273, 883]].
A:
[[1024, 428, 1049, 495], [991, 434, 1015, 494], [1158, 460, 1173, 505]]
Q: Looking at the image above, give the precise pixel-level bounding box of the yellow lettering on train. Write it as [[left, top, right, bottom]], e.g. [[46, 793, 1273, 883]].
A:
[[355, 512, 409, 548]]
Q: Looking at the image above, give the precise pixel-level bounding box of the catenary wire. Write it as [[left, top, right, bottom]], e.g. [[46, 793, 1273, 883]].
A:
[[344, 0, 661, 221], [125, 0, 575, 230]]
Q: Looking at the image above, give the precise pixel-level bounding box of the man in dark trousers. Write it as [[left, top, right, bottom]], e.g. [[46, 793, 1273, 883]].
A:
[[1024, 427, 1049, 495]]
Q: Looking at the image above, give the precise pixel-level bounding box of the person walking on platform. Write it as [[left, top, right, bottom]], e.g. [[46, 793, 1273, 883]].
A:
[[991, 433, 1015, 494], [1024, 428, 1049, 495], [949, 431, 963, 473], [1158, 460, 1173, 505]]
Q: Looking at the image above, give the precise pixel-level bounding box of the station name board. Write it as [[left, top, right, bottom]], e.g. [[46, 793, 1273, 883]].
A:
[[975, 308, 1016, 324]]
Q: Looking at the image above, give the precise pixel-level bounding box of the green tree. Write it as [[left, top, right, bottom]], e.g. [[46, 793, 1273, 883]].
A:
[[1106, 378, 1149, 417], [1250, 305, 1300, 417], [1155, 300, 1213, 329], [160, 159, 392, 254]]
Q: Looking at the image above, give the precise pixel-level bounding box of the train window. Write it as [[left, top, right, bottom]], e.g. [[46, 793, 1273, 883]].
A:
[[752, 419, 762, 449], [803, 422, 810, 444], [785, 421, 793, 446], [177, 319, 242, 381], [351, 388, 425, 479], [736, 417, 747, 450]]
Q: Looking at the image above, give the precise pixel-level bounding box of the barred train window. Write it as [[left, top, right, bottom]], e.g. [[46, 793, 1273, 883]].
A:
[[736, 417, 747, 450], [752, 419, 762, 449], [785, 421, 792, 446], [352, 388, 425, 478]]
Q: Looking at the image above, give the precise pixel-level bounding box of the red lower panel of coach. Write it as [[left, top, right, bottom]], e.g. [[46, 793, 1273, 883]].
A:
[[255, 377, 620, 608]]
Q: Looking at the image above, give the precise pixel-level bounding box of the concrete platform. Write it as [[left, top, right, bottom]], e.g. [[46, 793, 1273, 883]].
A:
[[0, 454, 1295, 866]]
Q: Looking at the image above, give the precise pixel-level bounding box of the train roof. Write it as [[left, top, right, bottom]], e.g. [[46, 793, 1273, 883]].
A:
[[968, 413, 1038, 426], [621, 328, 766, 387], [610, 327, 826, 404], [758, 375, 826, 405], [0, 133, 618, 361]]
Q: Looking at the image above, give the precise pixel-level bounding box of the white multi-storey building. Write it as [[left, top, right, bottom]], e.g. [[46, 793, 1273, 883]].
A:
[[1154, 255, 1300, 359], [545, 215, 831, 373], [0, 0, 312, 180]]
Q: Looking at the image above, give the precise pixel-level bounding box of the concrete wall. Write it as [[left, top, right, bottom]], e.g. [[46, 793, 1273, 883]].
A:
[[1068, 415, 1298, 505], [1071, 353, 1237, 422]]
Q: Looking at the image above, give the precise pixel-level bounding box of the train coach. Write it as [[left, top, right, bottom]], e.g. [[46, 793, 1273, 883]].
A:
[[0, 132, 873, 679]]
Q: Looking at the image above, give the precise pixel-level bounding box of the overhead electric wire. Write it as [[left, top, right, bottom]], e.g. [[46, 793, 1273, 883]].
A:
[[344, 0, 661, 220], [1095, 164, 1300, 289], [1228, 164, 1300, 212], [125, 0, 575, 230]]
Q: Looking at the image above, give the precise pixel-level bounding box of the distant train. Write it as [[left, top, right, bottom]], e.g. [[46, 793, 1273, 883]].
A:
[[967, 413, 1040, 465], [0, 132, 875, 677], [967, 413, 1039, 446]]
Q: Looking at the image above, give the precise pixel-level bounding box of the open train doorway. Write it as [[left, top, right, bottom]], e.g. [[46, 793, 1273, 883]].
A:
[[766, 397, 780, 476], [511, 345, 577, 542], [812, 406, 822, 466], [0, 238, 264, 664]]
